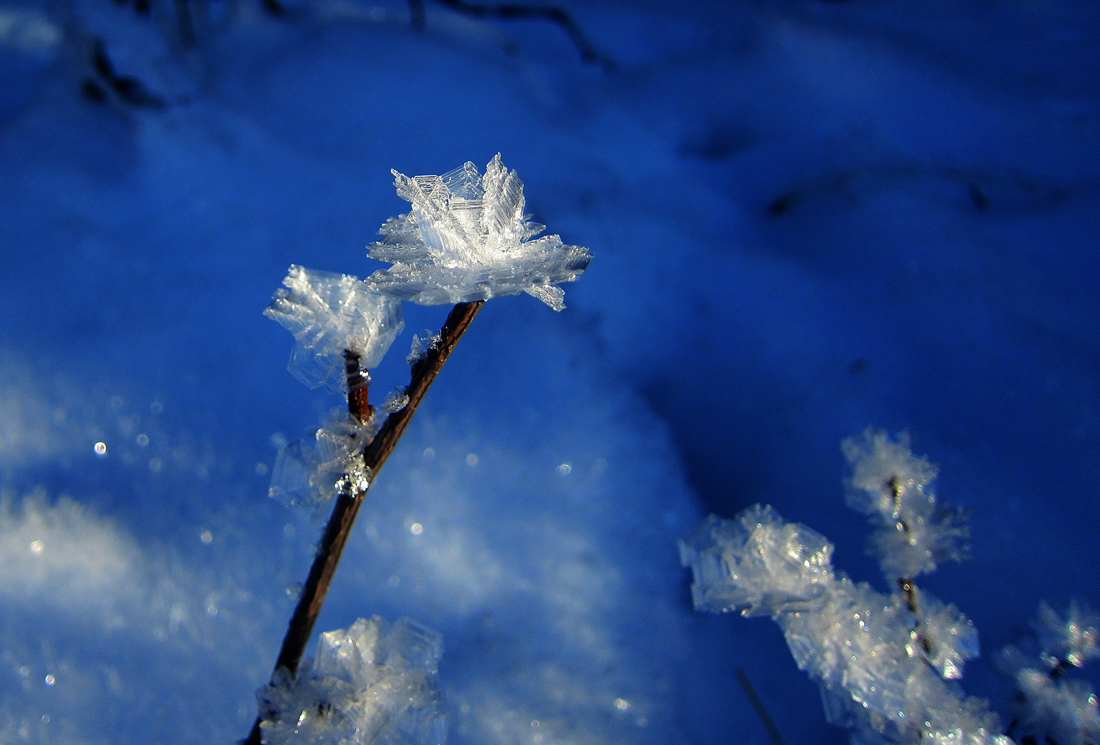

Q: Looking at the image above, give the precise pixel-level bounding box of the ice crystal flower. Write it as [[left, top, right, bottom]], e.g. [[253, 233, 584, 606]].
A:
[[265, 265, 404, 391], [365, 154, 592, 310]]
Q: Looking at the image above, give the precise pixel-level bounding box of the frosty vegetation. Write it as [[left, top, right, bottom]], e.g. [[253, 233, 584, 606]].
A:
[[680, 429, 1100, 745], [365, 154, 592, 311], [256, 155, 592, 744], [257, 616, 446, 745], [264, 155, 587, 515]]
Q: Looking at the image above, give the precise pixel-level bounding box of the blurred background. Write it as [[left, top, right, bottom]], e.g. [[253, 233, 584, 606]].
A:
[[0, 0, 1098, 742]]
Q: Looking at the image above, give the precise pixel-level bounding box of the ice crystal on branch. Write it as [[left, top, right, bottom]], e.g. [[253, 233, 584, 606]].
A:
[[1035, 601, 1100, 669], [265, 265, 405, 391], [996, 602, 1100, 745], [682, 505, 1002, 745], [680, 432, 1012, 745], [258, 616, 446, 745], [1014, 670, 1100, 745], [678, 505, 835, 617], [269, 410, 375, 514], [843, 429, 969, 581], [365, 154, 592, 310]]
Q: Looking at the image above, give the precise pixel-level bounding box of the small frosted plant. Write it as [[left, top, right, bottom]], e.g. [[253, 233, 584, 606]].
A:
[[680, 430, 1006, 745], [246, 155, 590, 745]]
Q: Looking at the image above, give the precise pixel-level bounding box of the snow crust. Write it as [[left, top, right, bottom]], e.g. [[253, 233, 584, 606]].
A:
[[365, 155, 592, 311]]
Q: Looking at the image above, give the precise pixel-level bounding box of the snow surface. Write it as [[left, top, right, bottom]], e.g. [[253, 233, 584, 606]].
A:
[[0, 0, 1098, 743]]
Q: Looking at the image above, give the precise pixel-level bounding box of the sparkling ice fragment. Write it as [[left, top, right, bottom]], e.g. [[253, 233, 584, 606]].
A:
[[269, 410, 375, 514], [266, 265, 404, 391], [1035, 600, 1100, 668], [365, 154, 592, 310], [679, 505, 835, 617], [258, 616, 446, 745]]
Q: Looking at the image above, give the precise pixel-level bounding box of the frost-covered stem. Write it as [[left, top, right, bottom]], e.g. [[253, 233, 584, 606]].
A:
[[362, 300, 482, 469], [244, 300, 483, 745], [885, 475, 936, 659]]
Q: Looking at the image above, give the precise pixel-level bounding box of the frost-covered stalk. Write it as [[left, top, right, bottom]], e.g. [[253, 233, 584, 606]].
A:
[[249, 155, 589, 745], [246, 301, 482, 745], [680, 430, 1006, 745]]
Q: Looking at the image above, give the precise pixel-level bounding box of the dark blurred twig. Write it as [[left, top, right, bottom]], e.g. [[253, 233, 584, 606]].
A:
[[244, 300, 483, 745], [734, 667, 786, 745], [408, 0, 614, 68]]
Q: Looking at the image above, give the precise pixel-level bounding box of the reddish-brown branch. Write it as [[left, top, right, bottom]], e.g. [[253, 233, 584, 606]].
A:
[[244, 300, 483, 745]]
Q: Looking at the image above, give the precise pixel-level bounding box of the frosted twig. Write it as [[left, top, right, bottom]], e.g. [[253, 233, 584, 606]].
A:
[[244, 300, 483, 745]]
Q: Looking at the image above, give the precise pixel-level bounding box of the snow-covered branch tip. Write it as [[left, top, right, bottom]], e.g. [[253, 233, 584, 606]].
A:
[[365, 154, 592, 311]]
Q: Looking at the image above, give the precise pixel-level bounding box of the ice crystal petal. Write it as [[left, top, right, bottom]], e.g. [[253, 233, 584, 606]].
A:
[[679, 505, 835, 617], [365, 155, 592, 309], [269, 410, 375, 515]]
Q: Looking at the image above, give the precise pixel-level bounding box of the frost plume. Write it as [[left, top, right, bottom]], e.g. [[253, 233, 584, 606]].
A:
[[266, 265, 405, 391], [682, 504, 1003, 745], [365, 154, 592, 310], [258, 616, 446, 745], [269, 410, 375, 514], [843, 428, 969, 581]]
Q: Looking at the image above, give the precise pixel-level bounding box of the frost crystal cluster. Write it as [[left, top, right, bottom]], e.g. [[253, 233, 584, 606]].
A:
[[997, 601, 1100, 745], [269, 410, 375, 514], [680, 431, 1007, 745], [265, 265, 404, 392], [364, 154, 592, 311], [842, 429, 969, 581], [258, 616, 446, 745]]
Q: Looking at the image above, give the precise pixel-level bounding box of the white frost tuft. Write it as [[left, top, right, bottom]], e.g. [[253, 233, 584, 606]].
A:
[[258, 616, 446, 745], [265, 265, 405, 391], [365, 154, 592, 310]]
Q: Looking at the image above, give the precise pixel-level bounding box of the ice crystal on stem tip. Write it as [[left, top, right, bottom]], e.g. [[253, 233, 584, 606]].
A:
[[257, 616, 446, 745], [365, 154, 592, 310], [265, 265, 404, 391]]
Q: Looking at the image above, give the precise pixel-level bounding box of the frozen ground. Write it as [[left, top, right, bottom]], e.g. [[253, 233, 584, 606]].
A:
[[0, 0, 1098, 742]]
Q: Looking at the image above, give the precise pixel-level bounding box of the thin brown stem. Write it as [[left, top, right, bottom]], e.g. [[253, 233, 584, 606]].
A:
[[244, 300, 483, 745]]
